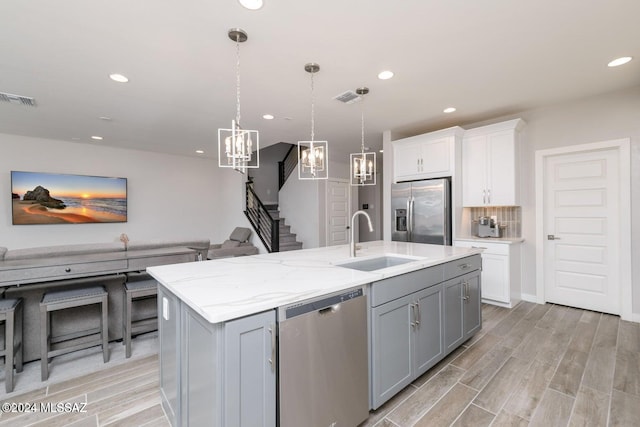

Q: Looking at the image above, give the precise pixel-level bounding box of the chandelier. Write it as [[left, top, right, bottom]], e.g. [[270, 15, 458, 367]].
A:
[[218, 28, 259, 173], [350, 87, 376, 186], [298, 63, 328, 180]]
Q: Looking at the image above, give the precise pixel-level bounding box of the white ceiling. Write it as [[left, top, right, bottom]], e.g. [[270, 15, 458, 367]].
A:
[[1, 0, 639, 160]]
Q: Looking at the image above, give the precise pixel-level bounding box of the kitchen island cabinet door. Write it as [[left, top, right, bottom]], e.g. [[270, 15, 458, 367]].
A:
[[443, 278, 465, 353], [158, 286, 181, 427], [412, 284, 444, 377], [370, 294, 413, 409], [224, 310, 276, 427], [464, 273, 482, 339]]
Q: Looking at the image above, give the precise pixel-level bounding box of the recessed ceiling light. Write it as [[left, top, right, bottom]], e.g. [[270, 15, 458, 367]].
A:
[[263, 114, 274, 120], [99, 116, 113, 121], [196, 150, 204, 154], [238, 0, 263, 10], [378, 70, 394, 80], [91, 135, 103, 140], [109, 73, 129, 83], [607, 56, 632, 67], [379, 149, 384, 153], [443, 107, 456, 113]]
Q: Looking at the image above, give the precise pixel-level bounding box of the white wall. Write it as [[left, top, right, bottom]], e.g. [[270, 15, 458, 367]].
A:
[[358, 172, 382, 241], [0, 134, 258, 250], [383, 86, 640, 318], [249, 143, 292, 205]]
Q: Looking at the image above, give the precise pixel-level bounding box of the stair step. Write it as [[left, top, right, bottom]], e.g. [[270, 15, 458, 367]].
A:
[[279, 233, 297, 243], [279, 241, 303, 252], [279, 224, 290, 234]]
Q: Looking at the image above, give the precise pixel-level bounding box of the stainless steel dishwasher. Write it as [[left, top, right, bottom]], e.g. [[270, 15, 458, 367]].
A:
[[278, 287, 369, 427]]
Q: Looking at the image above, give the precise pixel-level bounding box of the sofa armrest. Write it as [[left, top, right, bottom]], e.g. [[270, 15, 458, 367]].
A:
[[208, 245, 259, 259]]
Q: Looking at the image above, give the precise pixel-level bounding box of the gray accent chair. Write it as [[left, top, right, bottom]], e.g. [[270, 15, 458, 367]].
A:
[[208, 227, 259, 259]]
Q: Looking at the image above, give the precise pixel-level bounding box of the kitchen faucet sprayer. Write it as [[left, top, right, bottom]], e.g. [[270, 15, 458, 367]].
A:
[[350, 210, 373, 257]]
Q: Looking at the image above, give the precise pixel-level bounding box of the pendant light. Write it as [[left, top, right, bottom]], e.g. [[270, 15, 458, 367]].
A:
[[298, 63, 328, 180], [350, 87, 376, 186], [218, 28, 259, 173]]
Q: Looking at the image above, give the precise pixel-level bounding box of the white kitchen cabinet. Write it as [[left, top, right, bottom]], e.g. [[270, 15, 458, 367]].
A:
[[393, 127, 464, 182], [454, 239, 522, 307], [462, 119, 524, 206]]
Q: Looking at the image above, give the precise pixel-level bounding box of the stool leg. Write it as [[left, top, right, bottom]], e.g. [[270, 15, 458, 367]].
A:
[[101, 295, 109, 363], [15, 301, 23, 373], [5, 310, 15, 393], [125, 292, 132, 358], [40, 305, 48, 381]]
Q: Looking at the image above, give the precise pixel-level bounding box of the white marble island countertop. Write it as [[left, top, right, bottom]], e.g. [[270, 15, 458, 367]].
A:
[[147, 240, 481, 324]]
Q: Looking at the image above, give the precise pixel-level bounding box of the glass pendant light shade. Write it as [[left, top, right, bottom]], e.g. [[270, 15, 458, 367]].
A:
[[350, 87, 376, 186], [217, 28, 259, 173], [298, 63, 328, 180]]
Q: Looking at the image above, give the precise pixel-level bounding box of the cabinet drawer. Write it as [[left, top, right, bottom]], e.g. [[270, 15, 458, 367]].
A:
[[443, 256, 481, 281], [1, 259, 128, 284], [454, 240, 509, 255], [370, 265, 444, 307], [128, 253, 195, 270]]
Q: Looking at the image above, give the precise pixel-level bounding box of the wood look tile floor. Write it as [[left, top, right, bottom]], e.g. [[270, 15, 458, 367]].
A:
[[361, 302, 640, 427], [1, 303, 638, 426]]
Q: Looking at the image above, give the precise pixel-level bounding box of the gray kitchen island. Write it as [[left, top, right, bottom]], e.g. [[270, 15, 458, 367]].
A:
[[147, 240, 482, 427]]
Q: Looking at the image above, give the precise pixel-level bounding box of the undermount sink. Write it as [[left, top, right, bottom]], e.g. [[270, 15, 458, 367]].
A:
[[335, 255, 420, 272]]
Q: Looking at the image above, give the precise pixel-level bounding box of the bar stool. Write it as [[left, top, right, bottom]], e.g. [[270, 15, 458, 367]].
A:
[[40, 286, 109, 381], [123, 276, 157, 358], [0, 298, 23, 393]]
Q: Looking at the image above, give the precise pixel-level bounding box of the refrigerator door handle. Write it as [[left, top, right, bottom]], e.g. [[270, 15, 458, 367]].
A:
[[406, 198, 411, 241], [409, 197, 415, 240]]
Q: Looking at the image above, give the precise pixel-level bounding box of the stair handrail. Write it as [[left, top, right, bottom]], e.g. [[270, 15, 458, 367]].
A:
[[278, 144, 297, 190], [245, 182, 280, 252]]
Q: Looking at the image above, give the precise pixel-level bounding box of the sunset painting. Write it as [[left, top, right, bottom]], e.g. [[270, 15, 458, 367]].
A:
[[11, 171, 127, 225]]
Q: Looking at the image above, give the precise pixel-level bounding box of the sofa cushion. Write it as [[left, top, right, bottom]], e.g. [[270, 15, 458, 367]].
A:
[[221, 239, 240, 249], [0, 247, 6, 261], [229, 227, 251, 243], [4, 242, 125, 261]]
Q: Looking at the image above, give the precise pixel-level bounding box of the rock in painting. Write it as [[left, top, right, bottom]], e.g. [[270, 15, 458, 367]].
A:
[[12, 192, 20, 199], [23, 186, 66, 209]]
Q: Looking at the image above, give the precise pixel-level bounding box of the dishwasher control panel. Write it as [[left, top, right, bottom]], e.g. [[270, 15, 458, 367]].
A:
[[279, 287, 364, 320]]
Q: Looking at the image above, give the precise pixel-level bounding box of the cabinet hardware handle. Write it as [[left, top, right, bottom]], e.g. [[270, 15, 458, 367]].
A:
[[410, 303, 418, 328], [471, 246, 488, 250], [459, 263, 471, 270], [268, 324, 276, 372], [483, 189, 486, 204], [487, 189, 491, 204], [65, 268, 71, 273], [416, 301, 421, 325]]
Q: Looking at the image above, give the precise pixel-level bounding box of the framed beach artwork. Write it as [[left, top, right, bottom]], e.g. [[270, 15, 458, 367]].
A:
[[11, 171, 127, 225]]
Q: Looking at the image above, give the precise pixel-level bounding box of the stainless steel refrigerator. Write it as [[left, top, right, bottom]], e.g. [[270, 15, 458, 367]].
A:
[[391, 178, 452, 245]]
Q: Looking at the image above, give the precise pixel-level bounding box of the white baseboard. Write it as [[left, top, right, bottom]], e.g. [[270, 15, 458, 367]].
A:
[[520, 293, 539, 304]]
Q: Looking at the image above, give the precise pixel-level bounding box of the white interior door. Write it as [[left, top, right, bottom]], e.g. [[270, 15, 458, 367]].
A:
[[326, 180, 350, 246], [543, 148, 620, 314]]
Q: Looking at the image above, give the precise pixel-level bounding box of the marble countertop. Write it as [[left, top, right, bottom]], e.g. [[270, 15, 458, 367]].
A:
[[147, 240, 482, 324]]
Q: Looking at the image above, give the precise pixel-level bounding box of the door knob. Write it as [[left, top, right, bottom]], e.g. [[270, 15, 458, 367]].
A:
[[547, 235, 561, 240]]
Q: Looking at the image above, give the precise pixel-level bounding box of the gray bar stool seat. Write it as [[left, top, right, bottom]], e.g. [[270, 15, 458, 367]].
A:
[[40, 286, 108, 381], [123, 277, 157, 358], [0, 298, 23, 393]]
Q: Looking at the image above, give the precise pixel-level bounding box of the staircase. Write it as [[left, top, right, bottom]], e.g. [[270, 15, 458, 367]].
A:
[[264, 204, 303, 252]]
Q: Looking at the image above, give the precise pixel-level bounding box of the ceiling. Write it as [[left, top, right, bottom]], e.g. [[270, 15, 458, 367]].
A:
[[1, 0, 639, 160]]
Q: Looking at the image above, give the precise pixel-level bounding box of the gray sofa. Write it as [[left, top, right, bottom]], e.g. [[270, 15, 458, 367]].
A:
[[208, 227, 259, 259]]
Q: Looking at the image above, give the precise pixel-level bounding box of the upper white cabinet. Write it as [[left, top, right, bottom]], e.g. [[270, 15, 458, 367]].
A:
[[462, 119, 525, 206], [393, 127, 464, 182]]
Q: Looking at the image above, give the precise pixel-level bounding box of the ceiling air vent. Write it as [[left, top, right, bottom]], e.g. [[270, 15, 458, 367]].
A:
[[0, 92, 37, 107], [333, 90, 361, 104]]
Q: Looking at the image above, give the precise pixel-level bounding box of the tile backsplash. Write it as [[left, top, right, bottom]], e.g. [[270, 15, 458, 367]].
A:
[[465, 206, 522, 238]]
